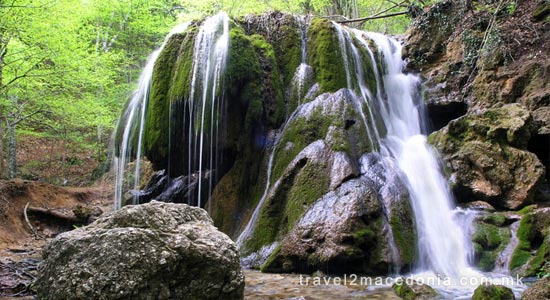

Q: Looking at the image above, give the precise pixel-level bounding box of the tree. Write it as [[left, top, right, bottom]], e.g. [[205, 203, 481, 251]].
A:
[[0, 0, 177, 181]]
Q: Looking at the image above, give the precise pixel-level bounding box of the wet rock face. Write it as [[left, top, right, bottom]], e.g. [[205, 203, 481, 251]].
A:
[[240, 89, 416, 275], [429, 104, 545, 209], [34, 201, 244, 300]]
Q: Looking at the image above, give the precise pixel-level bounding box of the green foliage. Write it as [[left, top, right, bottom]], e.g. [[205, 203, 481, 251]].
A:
[[0, 0, 178, 180]]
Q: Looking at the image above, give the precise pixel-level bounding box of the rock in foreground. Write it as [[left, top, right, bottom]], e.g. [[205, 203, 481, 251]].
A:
[[472, 284, 515, 300], [34, 201, 244, 300]]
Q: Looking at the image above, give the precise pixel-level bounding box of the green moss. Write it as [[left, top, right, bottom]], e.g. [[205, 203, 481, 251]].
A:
[[307, 18, 347, 93], [144, 33, 187, 168], [168, 27, 198, 104], [510, 247, 532, 271], [271, 108, 335, 183], [517, 205, 536, 215], [244, 158, 330, 253], [526, 236, 550, 276], [472, 284, 515, 300], [226, 26, 261, 95], [276, 23, 302, 87], [390, 215, 416, 265], [510, 214, 534, 270], [260, 243, 282, 272], [392, 282, 417, 300], [249, 34, 286, 127], [284, 163, 330, 229], [482, 213, 507, 227], [473, 220, 511, 271]]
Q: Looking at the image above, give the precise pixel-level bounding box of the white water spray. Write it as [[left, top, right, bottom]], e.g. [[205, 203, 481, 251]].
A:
[[114, 23, 189, 210], [186, 12, 230, 208], [333, 25, 477, 280]]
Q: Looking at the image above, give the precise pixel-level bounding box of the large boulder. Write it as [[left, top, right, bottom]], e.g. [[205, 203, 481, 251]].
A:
[[429, 104, 545, 209], [34, 201, 244, 300], [239, 89, 416, 274]]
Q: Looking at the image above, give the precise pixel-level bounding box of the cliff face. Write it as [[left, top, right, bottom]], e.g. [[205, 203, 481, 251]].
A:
[[405, 0, 549, 275]]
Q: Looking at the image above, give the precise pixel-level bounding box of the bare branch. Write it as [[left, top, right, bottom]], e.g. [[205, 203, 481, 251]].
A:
[[337, 11, 408, 24]]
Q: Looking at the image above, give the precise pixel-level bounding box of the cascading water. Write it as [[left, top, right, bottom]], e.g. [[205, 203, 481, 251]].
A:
[[290, 16, 313, 107], [114, 12, 229, 210], [184, 12, 229, 208], [333, 24, 477, 280], [114, 23, 189, 210], [495, 220, 521, 273], [333, 24, 525, 298]]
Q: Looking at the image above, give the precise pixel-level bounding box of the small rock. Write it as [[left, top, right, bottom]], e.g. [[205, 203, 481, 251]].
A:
[[521, 277, 550, 300], [472, 284, 515, 300], [392, 280, 438, 300]]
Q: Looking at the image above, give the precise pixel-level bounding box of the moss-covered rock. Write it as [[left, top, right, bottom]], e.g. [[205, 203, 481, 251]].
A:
[[472, 214, 511, 271], [392, 280, 438, 300], [511, 208, 550, 276], [258, 152, 416, 275], [238, 12, 304, 88], [472, 284, 515, 300], [144, 32, 190, 170], [307, 18, 347, 93], [429, 104, 545, 209]]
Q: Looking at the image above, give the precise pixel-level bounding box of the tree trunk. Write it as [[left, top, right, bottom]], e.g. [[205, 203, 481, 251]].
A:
[[0, 35, 6, 178], [0, 122, 4, 178], [7, 124, 17, 179]]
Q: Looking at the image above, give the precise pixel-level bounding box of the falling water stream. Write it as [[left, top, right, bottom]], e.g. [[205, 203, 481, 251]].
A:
[[185, 12, 229, 208], [332, 25, 525, 297], [114, 23, 190, 210]]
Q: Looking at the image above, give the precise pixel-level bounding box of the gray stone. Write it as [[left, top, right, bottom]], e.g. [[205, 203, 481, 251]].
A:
[[35, 201, 244, 300], [521, 277, 550, 300]]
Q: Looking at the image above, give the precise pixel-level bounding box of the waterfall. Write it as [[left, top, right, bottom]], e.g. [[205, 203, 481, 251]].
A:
[[114, 23, 190, 210], [495, 220, 521, 273], [184, 12, 229, 208], [114, 12, 230, 210], [333, 24, 476, 279], [290, 16, 313, 107]]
